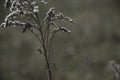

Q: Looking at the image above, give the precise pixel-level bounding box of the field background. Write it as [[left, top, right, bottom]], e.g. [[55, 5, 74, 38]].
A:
[[0, 0, 120, 80]]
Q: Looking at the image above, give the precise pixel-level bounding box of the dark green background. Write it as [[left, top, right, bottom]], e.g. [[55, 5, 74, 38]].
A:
[[0, 0, 120, 80]]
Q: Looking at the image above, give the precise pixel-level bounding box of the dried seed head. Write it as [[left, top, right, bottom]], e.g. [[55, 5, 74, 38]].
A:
[[22, 23, 33, 33], [41, 0, 48, 5], [33, 5, 39, 13], [56, 13, 64, 20], [44, 7, 55, 25], [59, 26, 71, 33], [22, 1, 29, 8], [5, 0, 11, 8], [47, 7, 55, 16], [1, 0, 74, 36], [109, 60, 120, 73], [0, 23, 6, 29], [55, 13, 76, 23], [12, 20, 25, 27], [5, 11, 18, 22], [51, 26, 70, 34], [44, 7, 76, 26], [10, 0, 17, 12], [31, 1, 37, 5], [109, 60, 120, 80]]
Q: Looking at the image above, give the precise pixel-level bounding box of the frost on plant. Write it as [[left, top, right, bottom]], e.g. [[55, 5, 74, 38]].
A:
[[0, 0, 75, 80]]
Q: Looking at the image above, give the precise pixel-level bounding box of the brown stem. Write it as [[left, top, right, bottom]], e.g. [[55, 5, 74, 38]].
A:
[[43, 45, 52, 80], [30, 26, 53, 80], [32, 13, 53, 80], [39, 26, 53, 80]]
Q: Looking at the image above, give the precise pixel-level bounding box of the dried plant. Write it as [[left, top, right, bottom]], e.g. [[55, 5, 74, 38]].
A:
[[0, 0, 75, 80], [109, 60, 120, 80]]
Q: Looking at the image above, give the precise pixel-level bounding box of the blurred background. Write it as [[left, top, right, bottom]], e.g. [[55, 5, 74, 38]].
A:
[[0, 0, 120, 80]]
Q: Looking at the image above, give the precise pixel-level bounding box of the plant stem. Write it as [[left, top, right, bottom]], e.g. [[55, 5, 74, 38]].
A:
[[39, 26, 52, 80], [43, 45, 52, 80], [31, 14, 53, 80]]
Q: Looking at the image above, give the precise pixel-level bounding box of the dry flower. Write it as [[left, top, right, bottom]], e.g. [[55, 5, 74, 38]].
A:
[[1, 0, 75, 80]]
